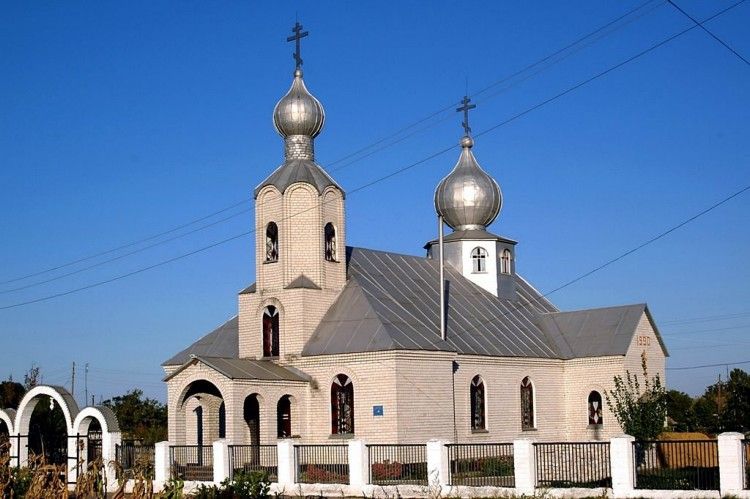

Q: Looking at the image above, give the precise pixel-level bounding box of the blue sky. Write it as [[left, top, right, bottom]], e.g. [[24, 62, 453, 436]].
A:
[[1, 1, 748, 403]]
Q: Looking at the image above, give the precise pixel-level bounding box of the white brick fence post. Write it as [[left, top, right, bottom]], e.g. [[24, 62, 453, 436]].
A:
[[513, 439, 536, 495], [718, 432, 745, 496], [213, 439, 229, 484], [610, 435, 635, 497], [426, 440, 450, 487], [154, 441, 171, 483], [277, 440, 295, 487], [348, 439, 369, 487]]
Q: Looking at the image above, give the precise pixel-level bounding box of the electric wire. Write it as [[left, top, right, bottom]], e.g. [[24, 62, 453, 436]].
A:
[[0, 0, 663, 286], [667, 0, 750, 66], [0, 0, 745, 311], [667, 360, 750, 370]]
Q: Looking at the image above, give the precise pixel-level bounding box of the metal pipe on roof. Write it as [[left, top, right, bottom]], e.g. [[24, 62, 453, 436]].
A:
[[439, 215, 446, 341]]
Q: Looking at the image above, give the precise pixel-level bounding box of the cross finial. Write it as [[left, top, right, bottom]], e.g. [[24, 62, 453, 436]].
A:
[[456, 95, 476, 136], [287, 21, 309, 69]]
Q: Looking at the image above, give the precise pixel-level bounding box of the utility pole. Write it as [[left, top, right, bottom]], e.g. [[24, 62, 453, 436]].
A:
[[84, 363, 89, 406], [71, 362, 76, 402]]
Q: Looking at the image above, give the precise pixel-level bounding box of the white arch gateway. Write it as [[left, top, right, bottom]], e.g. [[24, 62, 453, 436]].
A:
[[7, 385, 121, 487]]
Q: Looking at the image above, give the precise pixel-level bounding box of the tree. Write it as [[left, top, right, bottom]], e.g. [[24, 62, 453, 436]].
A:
[[0, 377, 25, 409], [665, 389, 696, 432], [605, 352, 667, 441], [721, 368, 750, 433], [103, 389, 167, 444]]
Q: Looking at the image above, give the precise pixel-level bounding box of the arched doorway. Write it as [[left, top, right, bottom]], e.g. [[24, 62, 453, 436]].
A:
[[28, 396, 68, 465], [243, 394, 261, 445], [0, 417, 9, 457], [179, 380, 224, 446], [277, 395, 292, 438]]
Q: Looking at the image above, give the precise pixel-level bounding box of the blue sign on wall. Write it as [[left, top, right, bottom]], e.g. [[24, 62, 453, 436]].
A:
[[373, 405, 384, 416]]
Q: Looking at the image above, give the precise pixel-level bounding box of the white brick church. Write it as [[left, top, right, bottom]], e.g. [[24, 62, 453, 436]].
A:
[[162, 30, 667, 448]]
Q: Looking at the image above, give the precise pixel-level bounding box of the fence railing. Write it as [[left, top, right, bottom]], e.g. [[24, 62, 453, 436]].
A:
[[447, 443, 514, 487], [228, 444, 278, 482], [633, 440, 719, 491], [367, 444, 427, 485], [534, 442, 611, 488], [295, 445, 349, 484], [744, 440, 749, 490], [170, 445, 214, 481], [115, 443, 155, 479]]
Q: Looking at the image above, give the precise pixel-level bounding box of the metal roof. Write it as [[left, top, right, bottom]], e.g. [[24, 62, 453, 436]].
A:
[[254, 159, 343, 198], [424, 229, 517, 249], [285, 274, 321, 290], [239, 283, 256, 295], [162, 316, 239, 366], [538, 304, 668, 358], [93, 405, 121, 432], [303, 247, 562, 358], [163, 356, 309, 383]]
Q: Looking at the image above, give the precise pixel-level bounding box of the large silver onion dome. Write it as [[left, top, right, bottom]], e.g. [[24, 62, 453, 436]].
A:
[[435, 136, 502, 231], [273, 68, 325, 138]]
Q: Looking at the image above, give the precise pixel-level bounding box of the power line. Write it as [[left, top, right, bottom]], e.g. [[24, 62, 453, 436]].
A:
[[0, 1, 663, 286], [0, 1, 744, 312], [0, 199, 251, 285], [667, 360, 750, 370], [667, 0, 750, 66], [662, 324, 750, 337], [661, 311, 750, 325]]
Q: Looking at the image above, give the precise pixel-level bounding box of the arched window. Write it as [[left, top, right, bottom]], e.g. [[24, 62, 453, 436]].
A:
[[262, 306, 279, 357], [471, 247, 487, 273], [470, 375, 486, 431], [588, 391, 603, 426], [324, 222, 337, 262], [277, 395, 292, 438], [194, 406, 204, 447], [521, 377, 535, 430], [500, 249, 512, 274], [266, 222, 279, 262], [331, 374, 354, 434]]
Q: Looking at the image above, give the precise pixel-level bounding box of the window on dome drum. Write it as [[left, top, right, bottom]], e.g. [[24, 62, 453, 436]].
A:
[[471, 247, 487, 273], [277, 395, 292, 438], [262, 305, 279, 357], [324, 222, 337, 262], [331, 374, 354, 435], [265, 222, 279, 262], [521, 377, 535, 430], [588, 391, 603, 426], [470, 375, 486, 431], [500, 249, 512, 274]]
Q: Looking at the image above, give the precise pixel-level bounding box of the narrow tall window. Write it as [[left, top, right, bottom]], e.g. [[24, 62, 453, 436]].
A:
[[277, 395, 292, 438], [194, 406, 204, 447], [331, 374, 354, 434], [470, 375, 486, 430], [324, 222, 337, 262], [521, 377, 535, 430], [501, 249, 512, 274], [266, 222, 279, 262], [471, 247, 487, 273], [588, 391, 603, 426], [219, 402, 226, 439], [262, 306, 279, 357]]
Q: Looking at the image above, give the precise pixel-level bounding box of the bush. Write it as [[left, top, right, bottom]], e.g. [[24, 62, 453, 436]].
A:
[[229, 470, 271, 499], [481, 456, 513, 477], [371, 460, 403, 480]]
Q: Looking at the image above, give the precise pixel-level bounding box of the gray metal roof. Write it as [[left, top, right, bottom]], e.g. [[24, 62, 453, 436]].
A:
[[424, 229, 517, 249], [285, 274, 321, 290], [239, 283, 256, 295], [303, 247, 562, 358], [538, 304, 668, 358], [162, 316, 239, 366], [163, 356, 310, 383], [254, 159, 344, 198]]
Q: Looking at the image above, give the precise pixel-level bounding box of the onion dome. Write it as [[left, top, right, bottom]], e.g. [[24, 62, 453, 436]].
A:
[[434, 135, 502, 231], [273, 68, 325, 139]]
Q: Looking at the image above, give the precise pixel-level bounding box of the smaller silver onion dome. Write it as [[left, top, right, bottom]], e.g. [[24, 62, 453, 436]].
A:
[[273, 68, 325, 138], [434, 136, 502, 231]]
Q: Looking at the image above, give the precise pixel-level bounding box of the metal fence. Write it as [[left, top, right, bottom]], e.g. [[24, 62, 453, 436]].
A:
[[633, 440, 719, 491], [744, 440, 749, 490], [295, 445, 349, 484], [115, 443, 155, 479], [368, 444, 427, 485], [170, 445, 214, 481], [534, 442, 611, 488], [228, 445, 278, 482], [447, 443, 514, 487]]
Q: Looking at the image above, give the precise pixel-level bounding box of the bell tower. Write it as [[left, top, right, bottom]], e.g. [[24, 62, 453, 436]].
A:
[[239, 23, 346, 360]]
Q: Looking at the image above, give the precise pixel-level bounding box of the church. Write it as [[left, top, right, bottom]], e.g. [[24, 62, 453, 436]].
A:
[[162, 26, 667, 448]]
